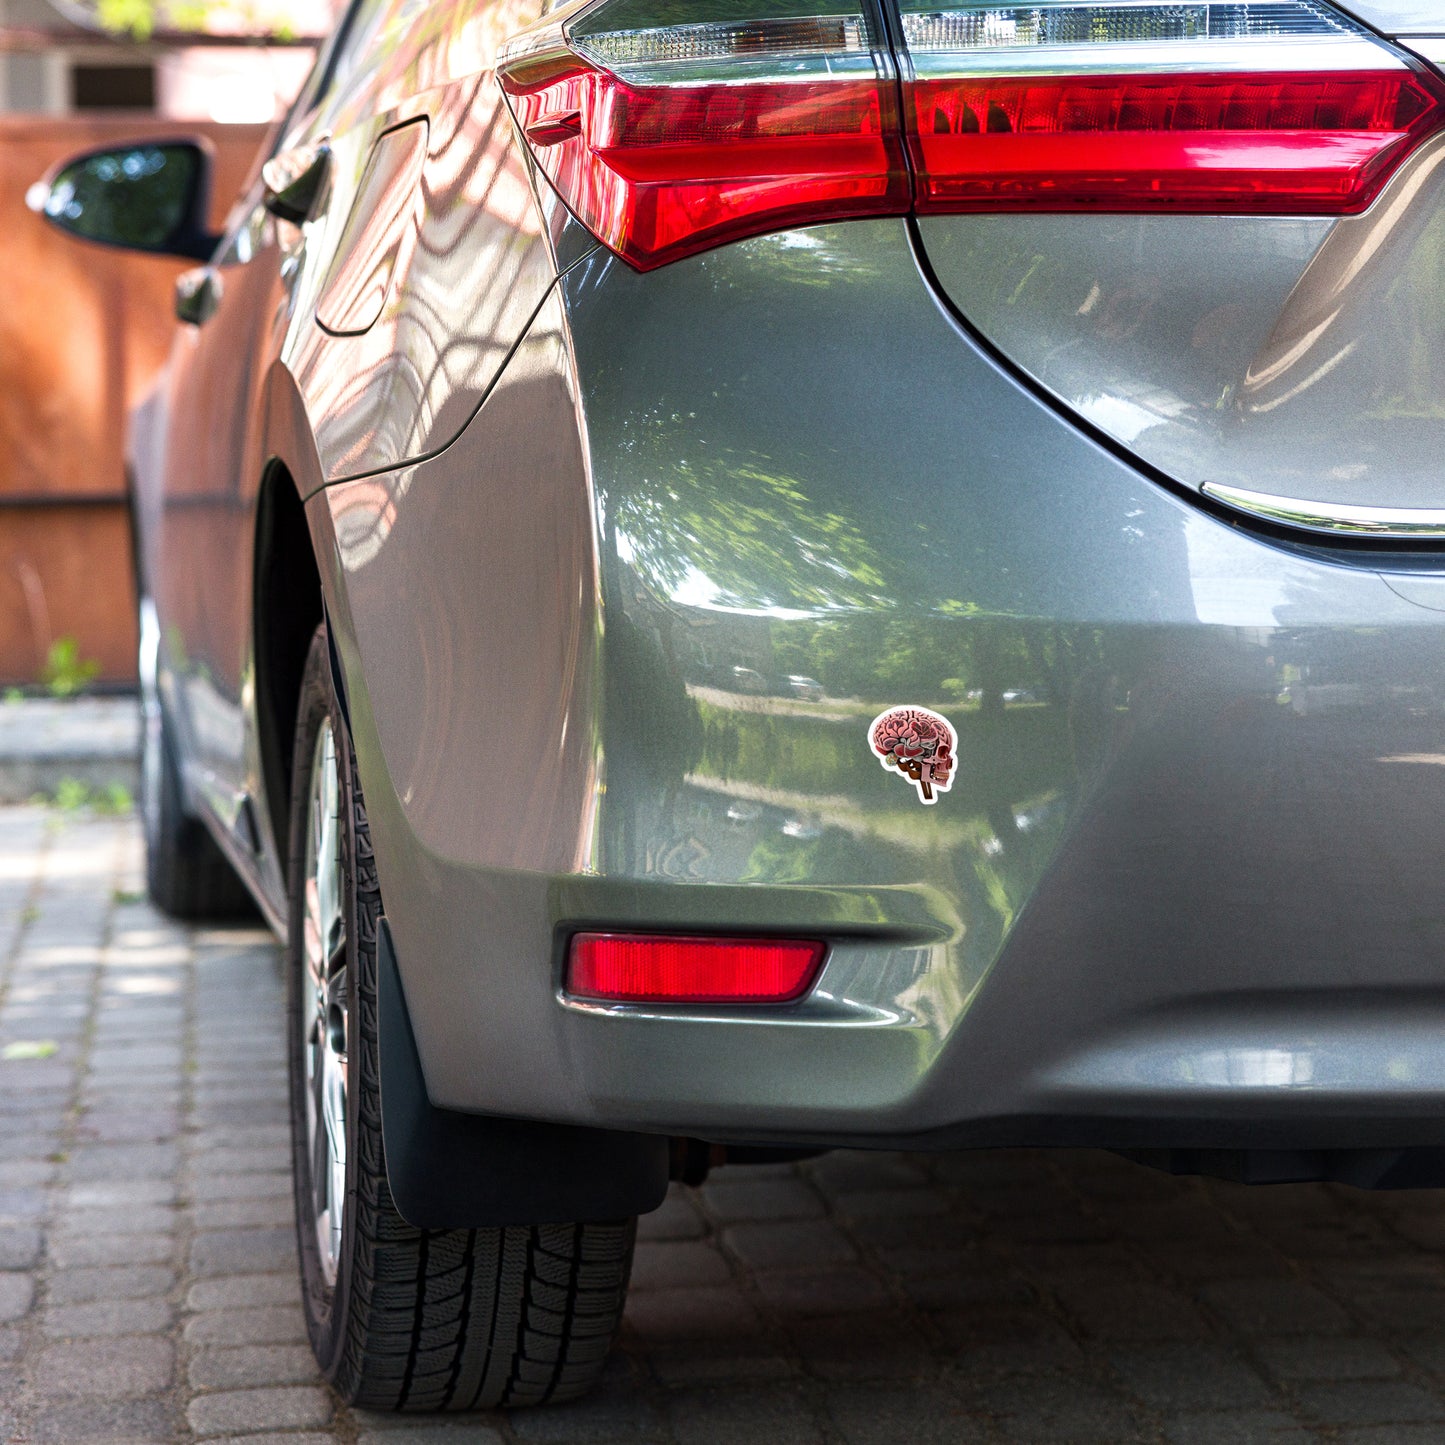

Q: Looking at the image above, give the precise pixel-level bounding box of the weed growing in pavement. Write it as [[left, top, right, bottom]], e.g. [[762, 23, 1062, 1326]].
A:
[[38, 778, 134, 815], [41, 636, 101, 697], [1, 1040, 58, 1061]]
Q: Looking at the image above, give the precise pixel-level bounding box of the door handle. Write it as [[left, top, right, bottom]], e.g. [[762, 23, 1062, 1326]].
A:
[[175, 266, 220, 326], [262, 140, 331, 226]]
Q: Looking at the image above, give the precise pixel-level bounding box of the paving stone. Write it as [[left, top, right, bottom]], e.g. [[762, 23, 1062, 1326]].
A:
[[183, 1303, 309, 1346], [937, 1305, 1086, 1375], [1055, 1278, 1213, 1341], [631, 1241, 733, 1291], [186, 1273, 300, 1311], [753, 1266, 892, 1317], [189, 1226, 296, 1277], [42, 1297, 174, 1337], [187, 1171, 292, 1202], [1163, 1412, 1313, 1444], [28, 1395, 172, 1444], [788, 1313, 938, 1381], [723, 1220, 857, 1272], [0, 1269, 35, 1321], [47, 1232, 174, 1268], [1108, 1342, 1277, 1411], [0, 1159, 58, 1188], [46, 1264, 174, 1304], [645, 1343, 798, 1388], [191, 1195, 295, 1231], [1200, 1278, 1352, 1335], [1297, 1381, 1445, 1425], [626, 1285, 763, 1342], [667, 1383, 824, 1444], [0, 1225, 41, 1269], [53, 1204, 179, 1238], [831, 1187, 951, 1221], [509, 1378, 669, 1441], [31, 1335, 174, 1397], [186, 1384, 332, 1435], [64, 1178, 177, 1209], [355, 1427, 506, 1444], [188, 1343, 320, 1389], [203, 1436, 336, 1445], [826, 1384, 994, 1444], [1257, 1336, 1404, 1381], [1336, 1429, 1445, 1444]]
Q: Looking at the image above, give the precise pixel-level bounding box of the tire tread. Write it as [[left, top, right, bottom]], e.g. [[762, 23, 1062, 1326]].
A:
[[287, 627, 633, 1413]]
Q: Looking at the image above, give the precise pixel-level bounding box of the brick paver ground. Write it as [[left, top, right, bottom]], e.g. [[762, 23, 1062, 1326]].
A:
[[9, 808, 1445, 1442]]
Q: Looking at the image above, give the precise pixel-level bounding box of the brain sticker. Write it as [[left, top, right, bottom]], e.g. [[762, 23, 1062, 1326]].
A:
[[868, 706, 957, 805]]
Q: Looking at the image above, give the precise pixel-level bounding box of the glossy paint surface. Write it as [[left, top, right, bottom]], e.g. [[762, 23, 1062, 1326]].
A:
[[284, 1, 572, 485], [1335, 0, 1445, 32], [317, 218, 1445, 1144], [314, 119, 428, 336], [128, 0, 1445, 1151], [916, 127, 1445, 516]]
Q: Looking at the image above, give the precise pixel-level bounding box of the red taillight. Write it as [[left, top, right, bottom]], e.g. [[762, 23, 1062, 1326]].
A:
[[498, 1, 1445, 270], [909, 70, 1443, 212], [500, 60, 909, 270], [566, 932, 825, 1004]]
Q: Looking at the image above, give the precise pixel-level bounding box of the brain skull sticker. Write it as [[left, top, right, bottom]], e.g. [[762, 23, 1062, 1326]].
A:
[[868, 706, 957, 805]]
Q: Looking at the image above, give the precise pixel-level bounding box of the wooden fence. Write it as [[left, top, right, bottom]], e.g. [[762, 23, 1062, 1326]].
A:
[[0, 115, 269, 688]]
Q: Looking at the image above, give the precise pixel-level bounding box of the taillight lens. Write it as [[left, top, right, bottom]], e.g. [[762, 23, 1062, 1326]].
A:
[[499, 8, 910, 270], [500, 0, 1445, 268], [567, 932, 826, 1003], [897, 1, 1445, 212]]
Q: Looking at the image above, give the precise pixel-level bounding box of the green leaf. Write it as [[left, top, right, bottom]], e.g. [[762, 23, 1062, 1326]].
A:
[[2, 1040, 58, 1061]]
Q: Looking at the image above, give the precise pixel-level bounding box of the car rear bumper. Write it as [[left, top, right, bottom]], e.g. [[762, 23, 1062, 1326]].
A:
[[311, 217, 1445, 1152]]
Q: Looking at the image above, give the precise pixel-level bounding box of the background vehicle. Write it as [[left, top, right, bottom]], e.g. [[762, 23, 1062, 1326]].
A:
[[32, 0, 1445, 1410]]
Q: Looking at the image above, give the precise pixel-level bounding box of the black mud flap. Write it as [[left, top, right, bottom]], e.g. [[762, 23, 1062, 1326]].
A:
[[377, 917, 669, 1228]]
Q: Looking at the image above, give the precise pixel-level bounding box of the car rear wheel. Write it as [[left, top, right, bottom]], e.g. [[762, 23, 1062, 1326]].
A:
[[139, 597, 254, 919], [285, 623, 637, 1410]]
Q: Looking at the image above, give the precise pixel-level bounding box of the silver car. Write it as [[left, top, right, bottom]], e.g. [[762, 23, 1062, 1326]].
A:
[[32, 0, 1445, 1410]]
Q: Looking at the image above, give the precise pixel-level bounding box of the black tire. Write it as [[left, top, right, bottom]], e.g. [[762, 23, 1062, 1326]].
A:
[[285, 624, 636, 1411], [139, 605, 254, 920]]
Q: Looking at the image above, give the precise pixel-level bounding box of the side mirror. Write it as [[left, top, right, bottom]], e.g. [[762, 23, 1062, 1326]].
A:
[[28, 139, 219, 261]]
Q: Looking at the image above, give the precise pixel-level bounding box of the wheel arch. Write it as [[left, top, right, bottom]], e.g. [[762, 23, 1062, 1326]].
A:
[[253, 458, 324, 886]]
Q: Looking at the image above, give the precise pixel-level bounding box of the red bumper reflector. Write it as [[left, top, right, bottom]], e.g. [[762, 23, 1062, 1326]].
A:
[[566, 933, 825, 1004]]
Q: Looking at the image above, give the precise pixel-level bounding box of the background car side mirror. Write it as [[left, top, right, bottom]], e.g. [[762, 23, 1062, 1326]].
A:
[[27, 139, 220, 261]]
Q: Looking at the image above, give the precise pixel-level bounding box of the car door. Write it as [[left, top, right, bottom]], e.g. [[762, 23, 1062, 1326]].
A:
[[152, 0, 377, 857]]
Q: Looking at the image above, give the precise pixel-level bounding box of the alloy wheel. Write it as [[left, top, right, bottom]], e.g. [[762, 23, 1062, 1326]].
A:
[[302, 717, 348, 1287]]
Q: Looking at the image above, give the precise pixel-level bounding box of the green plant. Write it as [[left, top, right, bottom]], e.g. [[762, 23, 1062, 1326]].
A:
[[44, 778, 134, 815], [2, 1040, 58, 1061], [52, 777, 91, 812], [42, 637, 101, 698], [93, 782, 134, 815]]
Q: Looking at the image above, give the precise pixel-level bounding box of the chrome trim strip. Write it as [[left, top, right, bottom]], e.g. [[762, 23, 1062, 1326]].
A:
[[1202, 481, 1445, 537]]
